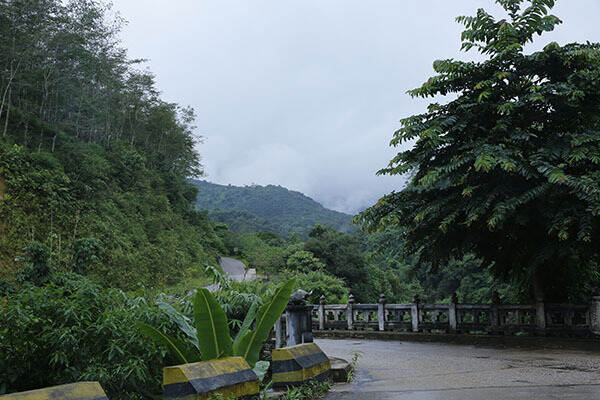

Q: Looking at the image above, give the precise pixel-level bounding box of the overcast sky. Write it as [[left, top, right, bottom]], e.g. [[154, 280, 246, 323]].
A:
[[112, 0, 599, 214]]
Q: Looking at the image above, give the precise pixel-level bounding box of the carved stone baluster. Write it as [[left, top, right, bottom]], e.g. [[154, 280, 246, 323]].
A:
[[449, 292, 458, 333], [346, 294, 355, 330], [411, 293, 421, 332], [535, 300, 546, 336], [318, 295, 326, 330], [378, 294, 386, 331]]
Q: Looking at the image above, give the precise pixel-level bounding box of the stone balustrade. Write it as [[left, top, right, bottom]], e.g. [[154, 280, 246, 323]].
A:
[[308, 293, 600, 338]]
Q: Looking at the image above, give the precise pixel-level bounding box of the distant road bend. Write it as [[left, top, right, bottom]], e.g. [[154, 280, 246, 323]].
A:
[[219, 257, 256, 283], [205, 257, 255, 292]]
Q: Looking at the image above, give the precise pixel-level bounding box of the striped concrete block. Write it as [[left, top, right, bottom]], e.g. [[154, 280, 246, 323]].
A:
[[163, 357, 259, 399], [0, 382, 108, 400], [272, 343, 331, 389]]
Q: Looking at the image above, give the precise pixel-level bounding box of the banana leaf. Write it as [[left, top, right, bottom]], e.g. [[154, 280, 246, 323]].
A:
[[193, 288, 232, 360], [135, 322, 201, 364], [232, 297, 260, 349], [156, 301, 199, 350], [233, 279, 295, 367]]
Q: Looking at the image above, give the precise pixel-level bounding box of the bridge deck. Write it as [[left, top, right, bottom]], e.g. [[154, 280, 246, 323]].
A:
[[316, 338, 600, 400]]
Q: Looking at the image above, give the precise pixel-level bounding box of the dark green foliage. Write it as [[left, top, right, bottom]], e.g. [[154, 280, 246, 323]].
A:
[[191, 180, 353, 238], [73, 238, 103, 275], [0, 142, 225, 289], [137, 280, 295, 368], [304, 226, 370, 302], [280, 380, 332, 400], [286, 250, 325, 273], [0, 274, 178, 399], [14, 241, 52, 285], [356, 0, 600, 302], [0, 0, 227, 289], [209, 209, 289, 238], [275, 269, 349, 304], [224, 232, 291, 276]]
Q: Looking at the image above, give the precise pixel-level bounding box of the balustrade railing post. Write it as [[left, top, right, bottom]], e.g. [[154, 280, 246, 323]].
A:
[[411, 293, 421, 332], [448, 292, 458, 333], [535, 299, 546, 336], [275, 316, 284, 348], [346, 294, 355, 330], [318, 295, 326, 330], [489, 291, 500, 334], [590, 294, 600, 336], [378, 293, 386, 331]]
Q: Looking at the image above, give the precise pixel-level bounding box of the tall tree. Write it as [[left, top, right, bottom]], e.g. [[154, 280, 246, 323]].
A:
[[356, 0, 600, 302]]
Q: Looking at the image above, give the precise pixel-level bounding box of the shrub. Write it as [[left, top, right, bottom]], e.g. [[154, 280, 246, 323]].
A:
[[0, 273, 179, 399], [275, 270, 349, 304]]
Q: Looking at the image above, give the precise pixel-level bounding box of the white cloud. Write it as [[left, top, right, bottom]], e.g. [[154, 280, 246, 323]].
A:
[[113, 0, 600, 213]]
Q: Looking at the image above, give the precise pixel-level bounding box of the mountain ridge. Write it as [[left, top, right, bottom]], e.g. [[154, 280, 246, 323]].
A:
[[189, 179, 354, 237]]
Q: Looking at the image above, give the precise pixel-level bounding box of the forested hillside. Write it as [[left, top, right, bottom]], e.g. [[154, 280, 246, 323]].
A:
[[190, 180, 353, 237], [0, 0, 225, 288]]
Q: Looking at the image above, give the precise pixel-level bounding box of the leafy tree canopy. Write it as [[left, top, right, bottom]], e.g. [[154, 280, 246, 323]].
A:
[[356, 0, 600, 302]]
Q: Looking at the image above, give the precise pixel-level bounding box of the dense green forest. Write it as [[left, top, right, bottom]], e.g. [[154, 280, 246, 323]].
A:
[[208, 209, 289, 238], [191, 180, 353, 238], [0, 0, 225, 289]]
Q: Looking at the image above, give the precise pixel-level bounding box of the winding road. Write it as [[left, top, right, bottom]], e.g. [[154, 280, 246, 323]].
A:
[[317, 338, 600, 400], [219, 257, 256, 282]]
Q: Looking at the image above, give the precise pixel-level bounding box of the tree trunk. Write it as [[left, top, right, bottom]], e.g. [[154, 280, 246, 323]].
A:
[[51, 133, 57, 152], [2, 85, 11, 137]]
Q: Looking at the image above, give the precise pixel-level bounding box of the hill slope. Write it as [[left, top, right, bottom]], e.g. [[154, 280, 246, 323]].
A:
[[0, 0, 225, 289], [190, 180, 353, 237]]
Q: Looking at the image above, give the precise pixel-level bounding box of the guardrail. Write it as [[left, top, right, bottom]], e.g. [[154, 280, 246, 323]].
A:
[[307, 293, 600, 337]]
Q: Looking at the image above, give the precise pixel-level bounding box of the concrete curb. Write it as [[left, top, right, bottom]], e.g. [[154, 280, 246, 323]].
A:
[[314, 330, 600, 351]]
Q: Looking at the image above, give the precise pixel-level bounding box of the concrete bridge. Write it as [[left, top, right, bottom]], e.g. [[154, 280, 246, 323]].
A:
[[277, 291, 600, 399], [317, 338, 600, 399]]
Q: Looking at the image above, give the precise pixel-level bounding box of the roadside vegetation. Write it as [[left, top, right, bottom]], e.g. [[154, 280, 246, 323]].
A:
[[1, 0, 599, 399]]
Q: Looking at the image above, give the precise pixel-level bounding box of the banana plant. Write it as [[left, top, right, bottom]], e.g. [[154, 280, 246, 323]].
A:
[[232, 279, 295, 366], [136, 279, 295, 368]]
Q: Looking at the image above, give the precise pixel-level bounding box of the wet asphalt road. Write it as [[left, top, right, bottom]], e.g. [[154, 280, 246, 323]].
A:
[[219, 257, 249, 282], [317, 338, 600, 400]]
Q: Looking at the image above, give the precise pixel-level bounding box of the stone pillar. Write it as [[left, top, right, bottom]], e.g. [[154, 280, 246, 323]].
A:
[[411, 293, 420, 332], [489, 291, 500, 334], [448, 292, 458, 333], [378, 293, 386, 331], [275, 316, 284, 348], [590, 295, 600, 336], [535, 300, 546, 336], [285, 295, 314, 347], [318, 295, 326, 331], [346, 294, 355, 330]]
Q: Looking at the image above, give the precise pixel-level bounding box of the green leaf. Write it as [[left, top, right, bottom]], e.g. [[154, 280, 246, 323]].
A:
[[233, 279, 295, 367], [135, 322, 200, 365], [193, 288, 232, 360], [253, 361, 270, 383], [156, 301, 199, 350], [233, 298, 260, 349]]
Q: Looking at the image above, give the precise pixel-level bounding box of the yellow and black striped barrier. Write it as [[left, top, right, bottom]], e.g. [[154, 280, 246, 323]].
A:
[[0, 382, 108, 400], [272, 343, 331, 389], [163, 356, 259, 399]]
